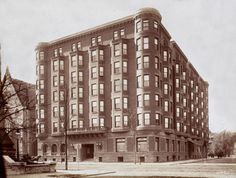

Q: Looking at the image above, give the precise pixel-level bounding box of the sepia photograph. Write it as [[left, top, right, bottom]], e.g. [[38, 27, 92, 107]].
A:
[[0, 0, 236, 177]]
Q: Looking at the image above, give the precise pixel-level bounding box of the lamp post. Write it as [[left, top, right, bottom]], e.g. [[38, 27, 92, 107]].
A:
[[16, 129, 20, 161]]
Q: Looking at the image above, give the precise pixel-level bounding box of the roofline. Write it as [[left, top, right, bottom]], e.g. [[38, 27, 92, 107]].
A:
[[48, 15, 133, 46]]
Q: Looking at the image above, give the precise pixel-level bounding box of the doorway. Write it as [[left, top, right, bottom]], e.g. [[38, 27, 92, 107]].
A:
[[81, 144, 94, 160]]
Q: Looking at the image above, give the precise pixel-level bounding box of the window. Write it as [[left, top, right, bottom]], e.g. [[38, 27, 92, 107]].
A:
[[71, 72, 76, 83], [166, 139, 169, 152], [39, 65, 44, 74], [53, 91, 58, 102], [155, 57, 159, 69], [183, 71, 186, 80], [137, 137, 148, 152], [114, 98, 121, 109], [79, 121, 84, 129], [176, 78, 180, 88], [183, 98, 187, 107], [136, 38, 141, 51], [184, 125, 187, 133], [114, 79, 121, 92], [154, 38, 158, 49], [91, 37, 96, 46], [40, 109, 45, 119], [59, 60, 64, 70], [71, 104, 77, 115], [40, 123, 45, 133], [114, 61, 120, 74], [91, 67, 97, 78], [53, 106, 58, 117], [92, 118, 98, 127], [123, 97, 128, 109], [99, 50, 104, 61], [53, 60, 58, 71], [78, 87, 83, 98], [59, 48, 62, 56], [154, 21, 158, 30], [40, 94, 44, 104], [99, 66, 104, 76], [60, 106, 65, 117], [164, 84, 168, 95], [183, 85, 187, 93], [137, 75, 142, 88], [39, 51, 44, 60], [137, 113, 142, 126], [71, 120, 77, 129], [144, 113, 150, 125], [164, 101, 169, 112], [123, 43, 127, 55], [97, 36, 102, 44], [59, 75, 64, 86], [77, 42, 81, 49], [163, 51, 168, 61], [92, 101, 97, 112], [155, 75, 159, 88], [190, 80, 194, 88], [183, 112, 187, 120], [91, 84, 97, 95], [144, 94, 150, 106], [99, 83, 104, 95], [79, 103, 83, 114], [54, 49, 58, 57], [78, 72, 83, 82], [143, 20, 149, 30], [163, 67, 168, 78], [114, 44, 120, 56], [115, 115, 121, 127], [137, 95, 142, 107], [155, 137, 159, 151], [176, 64, 179, 73], [136, 21, 141, 33], [176, 108, 180, 117], [165, 117, 169, 128], [123, 79, 128, 91], [100, 100, 104, 112], [176, 93, 180, 103], [116, 138, 125, 152], [191, 92, 194, 100], [123, 116, 128, 126], [91, 50, 97, 61], [71, 55, 77, 67], [137, 57, 142, 69], [155, 94, 159, 106], [78, 55, 83, 66], [155, 113, 160, 125], [143, 37, 149, 49], [143, 75, 149, 87], [143, 56, 149, 68], [53, 76, 58, 87], [120, 29, 125, 37], [100, 118, 104, 127], [38, 80, 44, 90], [53, 122, 58, 132], [71, 87, 76, 99], [72, 43, 76, 52], [123, 61, 127, 73], [113, 31, 118, 39]]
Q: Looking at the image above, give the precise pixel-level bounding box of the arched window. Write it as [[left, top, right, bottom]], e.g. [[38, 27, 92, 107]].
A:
[[51, 144, 57, 155], [60, 144, 66, 153]]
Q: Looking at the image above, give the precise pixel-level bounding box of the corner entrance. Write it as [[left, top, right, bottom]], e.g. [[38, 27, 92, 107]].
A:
[[81, 144, 94, 161]]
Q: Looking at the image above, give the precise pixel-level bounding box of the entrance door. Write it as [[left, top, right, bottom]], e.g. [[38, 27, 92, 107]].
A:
[[82, 144, 94, 160]]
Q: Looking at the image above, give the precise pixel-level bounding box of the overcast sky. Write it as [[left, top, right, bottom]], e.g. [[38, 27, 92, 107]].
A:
[[0, 0, 236, 133]]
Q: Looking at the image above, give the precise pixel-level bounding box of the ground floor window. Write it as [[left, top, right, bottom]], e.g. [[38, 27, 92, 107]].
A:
[[137, 137, 148, 152], [116, 138, 126, 152]]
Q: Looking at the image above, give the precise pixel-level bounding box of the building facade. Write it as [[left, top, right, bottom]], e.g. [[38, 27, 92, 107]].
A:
[[36, 8, 209, 163]]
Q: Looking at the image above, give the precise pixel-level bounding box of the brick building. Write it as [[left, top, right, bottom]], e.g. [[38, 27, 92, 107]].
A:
[[35, 8, 209, 162]]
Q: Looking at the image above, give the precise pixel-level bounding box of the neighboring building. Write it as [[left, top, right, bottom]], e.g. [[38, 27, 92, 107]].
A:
[[36, 8, 209, 162], [2, 68, 37, 158]]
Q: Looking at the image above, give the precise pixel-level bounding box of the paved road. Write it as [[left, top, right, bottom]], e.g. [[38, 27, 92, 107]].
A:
[[8, 158, 236, 178]]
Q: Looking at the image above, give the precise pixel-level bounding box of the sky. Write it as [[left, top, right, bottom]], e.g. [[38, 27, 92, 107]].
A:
[[0, 0, 236, 133]]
